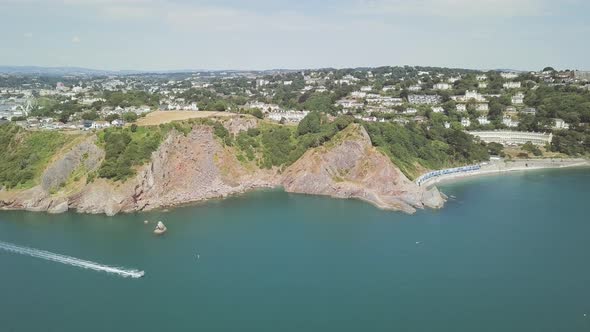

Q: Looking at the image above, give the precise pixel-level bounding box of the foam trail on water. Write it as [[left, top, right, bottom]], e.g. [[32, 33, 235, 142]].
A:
[[0, 241, 144, 278]]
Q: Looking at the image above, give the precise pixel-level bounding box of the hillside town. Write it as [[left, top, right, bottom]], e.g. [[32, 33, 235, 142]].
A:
[[1, 66, 589, 146]]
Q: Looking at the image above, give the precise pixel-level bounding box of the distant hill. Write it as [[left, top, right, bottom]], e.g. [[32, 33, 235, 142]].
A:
[[0, 66, 273, 77], [0, 66, 136, 76]]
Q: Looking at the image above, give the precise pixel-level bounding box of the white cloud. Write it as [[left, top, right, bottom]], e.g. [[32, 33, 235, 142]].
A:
[[356, 0, 551, 17], [71, 35, 81, 43]]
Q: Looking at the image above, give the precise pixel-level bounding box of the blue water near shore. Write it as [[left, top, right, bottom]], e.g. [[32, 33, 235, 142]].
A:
[[1, 168, 589, 331]]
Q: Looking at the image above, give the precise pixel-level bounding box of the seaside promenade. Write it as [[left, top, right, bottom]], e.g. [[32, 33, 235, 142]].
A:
[[417, 158, 590, 187]]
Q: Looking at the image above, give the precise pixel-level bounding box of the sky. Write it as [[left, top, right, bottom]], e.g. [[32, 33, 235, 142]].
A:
[[1, 0, 589, 71]]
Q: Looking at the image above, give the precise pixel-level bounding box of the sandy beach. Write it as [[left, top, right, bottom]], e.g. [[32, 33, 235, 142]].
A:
[[419, 158, 590, 187]]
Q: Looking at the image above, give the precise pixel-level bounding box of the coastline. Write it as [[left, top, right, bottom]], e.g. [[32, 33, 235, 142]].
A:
[[419, 158, 590, 188]]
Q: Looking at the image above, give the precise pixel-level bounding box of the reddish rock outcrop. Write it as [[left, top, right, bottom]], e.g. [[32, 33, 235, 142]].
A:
[[282, 124, 444, 213]]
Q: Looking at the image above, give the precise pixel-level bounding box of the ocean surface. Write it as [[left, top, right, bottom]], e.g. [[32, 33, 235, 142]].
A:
[[1, 168, 589, 332]]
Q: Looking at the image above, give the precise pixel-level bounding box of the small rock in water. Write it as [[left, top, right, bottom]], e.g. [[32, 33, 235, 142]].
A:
[[144, 220, 149, 224], [154, 221, 167, 235]]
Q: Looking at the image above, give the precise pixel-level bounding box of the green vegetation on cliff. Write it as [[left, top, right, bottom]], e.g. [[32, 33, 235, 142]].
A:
[[363, 122, 489, 178], [96, 126, 164, 181], [0, 124, 70, 189], [231, 112, 354, 169]]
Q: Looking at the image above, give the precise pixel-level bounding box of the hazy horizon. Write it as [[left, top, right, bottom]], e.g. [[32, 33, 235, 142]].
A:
[[1, 0, 589, 71]]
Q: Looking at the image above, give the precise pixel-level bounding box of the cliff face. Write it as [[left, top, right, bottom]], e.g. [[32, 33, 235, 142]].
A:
[[57, 125, 279, 216], [122, 125, 279, 212], [0, 122, 444, 215], [0, 137, 106, 214], [282, 124, 444, 213]]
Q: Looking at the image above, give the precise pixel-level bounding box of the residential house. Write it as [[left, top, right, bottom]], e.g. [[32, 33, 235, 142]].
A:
[[521, 107, 537, 115], [503, 116, 519, 128], [512, 92, 525, 105], [477, 116, 490, 125], [268, 111, 309, 123], [553, 118, 570, 130], [90, 121, 111, 130], [111, 119, 125, 127], [500, 72, 519, 79], [461, 118, 471, 127], [351, 91, 367, 99], [476, 103, 489, 112], [503, 81, 521, 89], [433, 83, 451, 90]]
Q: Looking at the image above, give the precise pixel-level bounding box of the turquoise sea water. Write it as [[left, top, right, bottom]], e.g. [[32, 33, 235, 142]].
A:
[[1, 168, 589, 332]]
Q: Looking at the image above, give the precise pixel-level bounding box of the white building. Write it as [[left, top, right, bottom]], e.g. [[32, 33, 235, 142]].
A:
[[469, 130, 552, 146], [476, 103, 489, 112], [502, 116, 519, 128], [477, 116, 490, 125], [501, 72, 519, 79], [267, 110, 309, 123], [476, 75, 487, 81], [336, 99, 364, 110], [90, 121, 111, 129], [461, 118, 471, 127], [503, 81, 522, 89], [553, 118, 570, 130], [351, 91, 367, 99], [111, 119, 125, 127], [456, 104, 467, 112], [256, 79, 270, 88], [367, 96, 403, 107], [512, 92, 525, 105], [431, 106, 445, 113], [360, 86, 373, 92], [433, 83, 451, 90], [408, 85, 422, 92], [521, 107, 537, 115]]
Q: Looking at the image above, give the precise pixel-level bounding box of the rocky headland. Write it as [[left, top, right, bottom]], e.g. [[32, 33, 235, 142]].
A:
[[0, 119, 445, 215]]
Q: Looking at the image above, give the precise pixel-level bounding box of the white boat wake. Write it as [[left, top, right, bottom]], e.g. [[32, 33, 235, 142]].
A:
[[0, 241, 144, 279]]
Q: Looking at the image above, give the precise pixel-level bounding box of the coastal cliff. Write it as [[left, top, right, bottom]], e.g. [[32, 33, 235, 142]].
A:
[[0, 120, 444, 215], [282, 124, 444, 213]]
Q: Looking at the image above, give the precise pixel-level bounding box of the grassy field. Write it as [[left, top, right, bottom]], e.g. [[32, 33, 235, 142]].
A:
[[137, 111, 235, 126]]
